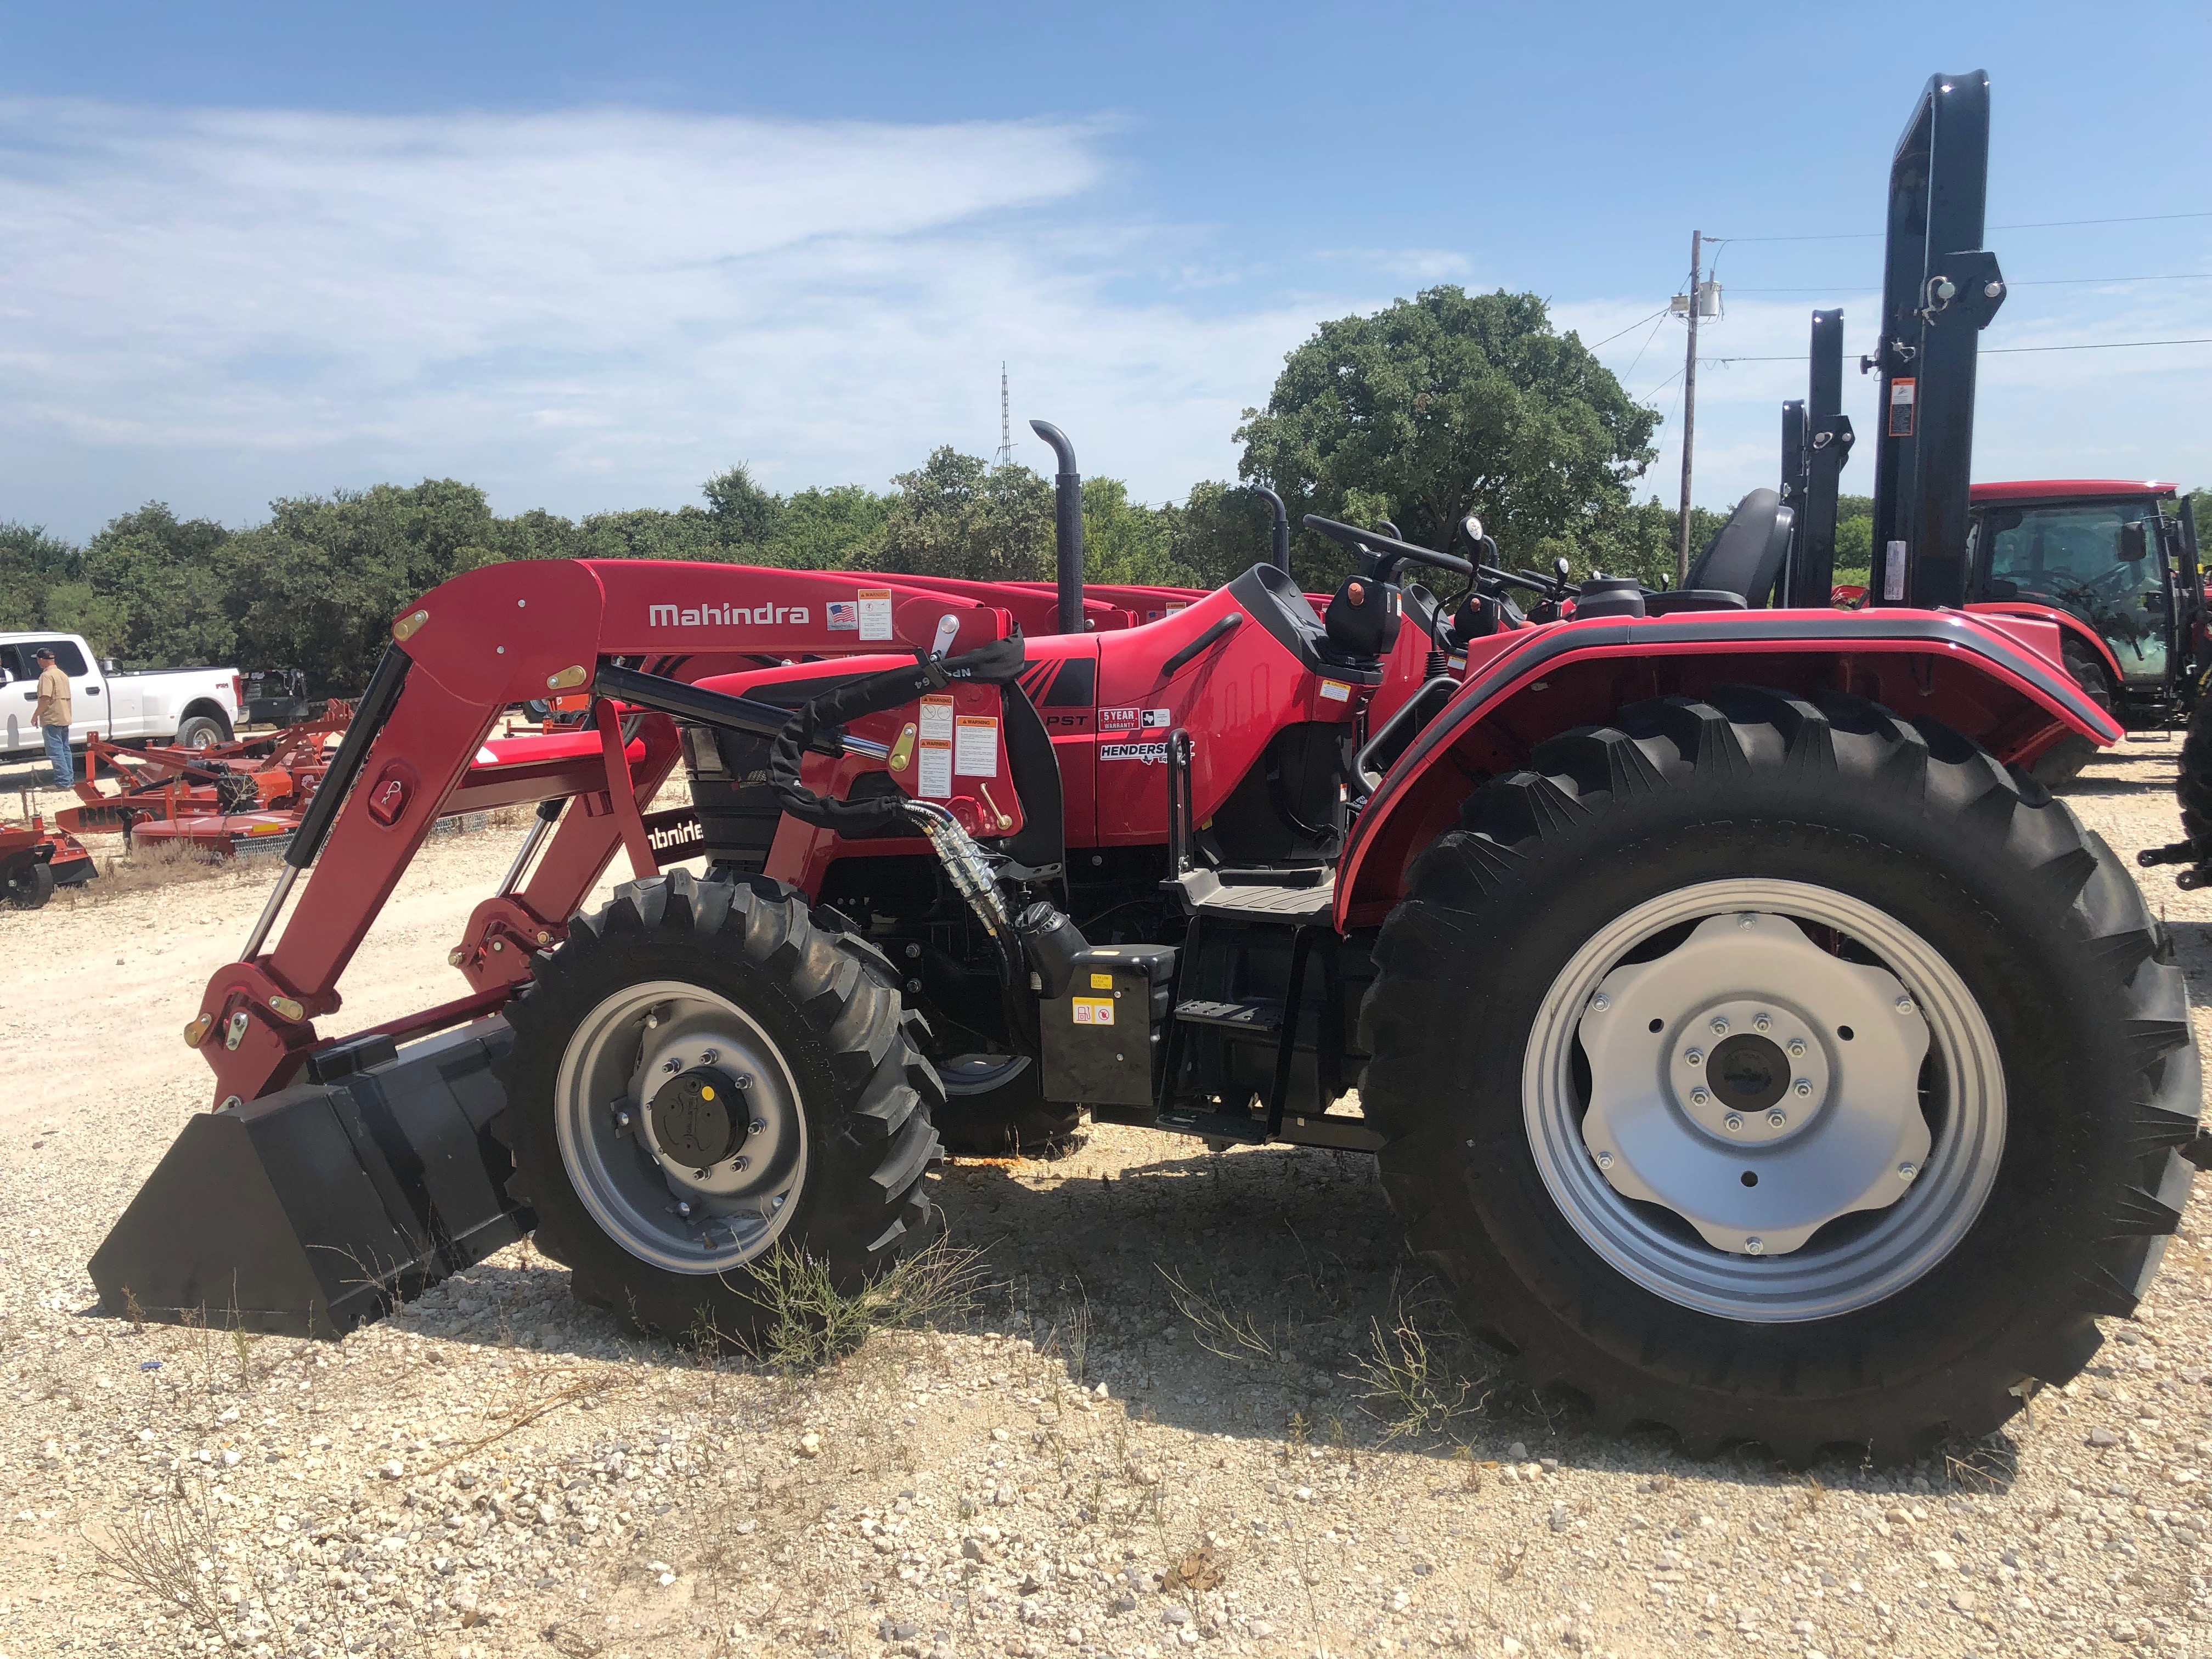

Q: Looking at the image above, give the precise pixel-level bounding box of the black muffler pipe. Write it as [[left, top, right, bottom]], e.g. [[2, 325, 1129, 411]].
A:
[[1249, 484, 1291, 571], [1030, 420, 1085, 635]]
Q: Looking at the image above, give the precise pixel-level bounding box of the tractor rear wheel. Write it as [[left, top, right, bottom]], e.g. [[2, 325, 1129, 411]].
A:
[[2031, 636, 2114, 789], [1361, 686, 2198, 1466], [934, 1055, 1083, 1156], [497, 869, 941, 1344]]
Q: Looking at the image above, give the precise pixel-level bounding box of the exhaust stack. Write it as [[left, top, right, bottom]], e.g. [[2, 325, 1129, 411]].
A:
[[1249, 484, 1291, 571], [1029, 420, 1085, 635]]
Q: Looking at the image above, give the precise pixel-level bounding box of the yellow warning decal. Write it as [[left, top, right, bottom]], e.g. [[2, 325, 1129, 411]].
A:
[[1072, 998, 1116, 1026], [1089, 972, 1113, 990]]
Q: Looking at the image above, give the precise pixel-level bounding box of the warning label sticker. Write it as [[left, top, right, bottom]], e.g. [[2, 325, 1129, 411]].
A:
[[856, 588, 895, 641], [1318, 680, 1352, 703], [918, 742, 952, 798], [1072, 998, 1115, 1026], [1088, 972, 1113, 990], [1887, 378, 1916, 438], [953, 715, 1000, 777], [918, 695, 955, 741]]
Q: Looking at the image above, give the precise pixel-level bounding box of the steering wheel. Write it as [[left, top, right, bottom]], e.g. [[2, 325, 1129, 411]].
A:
[[1303, 515, 1474, 585]]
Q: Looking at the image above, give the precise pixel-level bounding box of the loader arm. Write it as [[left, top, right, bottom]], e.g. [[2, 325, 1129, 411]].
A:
[[186, 559, 1021, 1108]]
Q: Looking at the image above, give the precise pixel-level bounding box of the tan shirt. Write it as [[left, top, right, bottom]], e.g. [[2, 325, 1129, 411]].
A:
[[33, 665, 71, 729]]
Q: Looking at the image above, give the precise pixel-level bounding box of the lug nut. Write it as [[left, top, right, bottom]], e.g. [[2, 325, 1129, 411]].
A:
[[701, 1048, 720, 1064], [1895, 996, 1916, 1015], [1691, 1088, 1711, 1107], [905, 942, 922, 960], [1710, 1017, 1730, 1035], [735, 1154, 751, 1171], [732, 1074, 753, 1090], [1753, 1014, 1771, 1033], [1787, 1038, 1806, 1058], [1745, 1237, 1765, 1255], [1767, 1110, 1787, 1128], [1590, 992, 1611, 1013], [749, 1118, 767, 1135], [1685, 1048, 1704, 1067], [1898, 1162, 1918, 1181], [676, 1201, 693, 1218], [1723, 1112, 1742, 1132], [1596, 1152, 1615, 1170], [1793, 1079, 1813, 1097], [905, 978, 922, 994], [663, 1058, 682, 1074]]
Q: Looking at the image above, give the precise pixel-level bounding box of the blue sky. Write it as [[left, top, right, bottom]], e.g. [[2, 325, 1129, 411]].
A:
[[2, 1, 2205, 543]]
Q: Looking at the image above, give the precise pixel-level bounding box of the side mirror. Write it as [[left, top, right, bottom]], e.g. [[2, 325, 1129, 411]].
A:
[[2120, 522, 2149, 562], [100, 658, 119, 674]]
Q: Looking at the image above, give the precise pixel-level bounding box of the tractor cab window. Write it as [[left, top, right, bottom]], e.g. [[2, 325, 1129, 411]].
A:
[[1980, 500, 2169, 685]]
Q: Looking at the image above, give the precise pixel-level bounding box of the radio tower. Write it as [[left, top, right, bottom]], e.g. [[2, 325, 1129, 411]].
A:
[[994, 362, 1014, 465]]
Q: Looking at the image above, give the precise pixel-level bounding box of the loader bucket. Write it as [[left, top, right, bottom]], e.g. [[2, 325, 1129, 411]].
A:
[[93, 1019, 528, 1338]]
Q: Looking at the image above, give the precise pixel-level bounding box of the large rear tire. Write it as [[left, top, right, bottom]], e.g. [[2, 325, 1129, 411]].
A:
[[2030, 636, 2114, 790], [1361, 686, 2199, 1465], [498, 870, 941, 1344], [2175, 689, 2212, 871]]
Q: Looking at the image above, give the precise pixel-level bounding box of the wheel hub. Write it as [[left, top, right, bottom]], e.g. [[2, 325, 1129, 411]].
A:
[[646, 1067, 748, 1172], [554, 981, 807, 1273], [1578, 911, 1931, 1257]]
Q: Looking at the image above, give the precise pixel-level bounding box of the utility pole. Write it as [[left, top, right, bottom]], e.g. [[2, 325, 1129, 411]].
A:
[[1675, 229, 1701, 584]]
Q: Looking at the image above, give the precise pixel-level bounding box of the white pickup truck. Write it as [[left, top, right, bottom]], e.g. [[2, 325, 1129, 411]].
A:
[[0, 631, 243, 759]]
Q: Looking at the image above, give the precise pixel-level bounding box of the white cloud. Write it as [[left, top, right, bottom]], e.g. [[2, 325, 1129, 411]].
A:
[[0, 99, 1344, 534]]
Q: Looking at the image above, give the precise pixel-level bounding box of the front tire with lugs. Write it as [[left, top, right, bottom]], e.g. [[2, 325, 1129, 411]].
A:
[[1361, 686, 2199, 1465], [498, 870, 941, 1345]]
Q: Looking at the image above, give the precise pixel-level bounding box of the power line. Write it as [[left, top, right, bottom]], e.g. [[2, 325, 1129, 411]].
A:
[[1709, 209, 2212, 244], [1582, 306, 1672, 349], [1701, 336, 2212, 364], [1728, 274, 2212, 293]]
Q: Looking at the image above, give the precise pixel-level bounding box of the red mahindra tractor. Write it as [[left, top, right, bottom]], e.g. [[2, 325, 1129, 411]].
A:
[[93, 73, 2202, 1466]]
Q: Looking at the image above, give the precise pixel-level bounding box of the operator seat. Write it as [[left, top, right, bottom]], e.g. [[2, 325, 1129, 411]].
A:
[[1319, 575, 1402, 667], [1644, 489, 1796, 615]]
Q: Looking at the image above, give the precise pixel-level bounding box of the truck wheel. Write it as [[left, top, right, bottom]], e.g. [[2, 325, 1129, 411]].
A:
[[935, 1055, 1083, 1155], [176, 715, 227, 750], [1361, 686, 2198, 1466], [497, 869, 941, 1344], [3, 857, 55, 910], [2030, 637, 2113, 789]]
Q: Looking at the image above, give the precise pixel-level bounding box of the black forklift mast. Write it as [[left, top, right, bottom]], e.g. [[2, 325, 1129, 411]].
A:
[[1864, 71, 2008, 609], [1780, 309, 1855, 606]]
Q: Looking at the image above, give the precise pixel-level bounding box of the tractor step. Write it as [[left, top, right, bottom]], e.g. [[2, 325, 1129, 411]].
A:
[[1174, 996, 1286, 1034], [1174, 867, 1336, 924]]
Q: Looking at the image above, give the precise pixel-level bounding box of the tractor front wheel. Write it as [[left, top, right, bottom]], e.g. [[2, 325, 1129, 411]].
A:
[[934, 1055, 1083, 1156], [2030, 636, 2114, 789], [497, 870, 941, 1344], [1361, 686, 2198, 1465]]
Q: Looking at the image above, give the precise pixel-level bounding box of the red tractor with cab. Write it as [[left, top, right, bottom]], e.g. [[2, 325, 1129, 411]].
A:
[[92, 72, 2202, 1467]]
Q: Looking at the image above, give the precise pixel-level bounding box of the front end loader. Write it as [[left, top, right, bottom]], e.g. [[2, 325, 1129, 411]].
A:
[[94, 71, 2202, 1466]]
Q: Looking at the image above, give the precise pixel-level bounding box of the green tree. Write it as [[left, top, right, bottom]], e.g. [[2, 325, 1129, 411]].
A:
[[1081, 477, 1194, 588], [573, 506, 727, 563], [75, 504, 236, 668], [862, 448, 1054, 583], [1833, 493, 1874, 585], [1166, 482, 1280, 590], [702, 463, 785, 548], [225, 480, 505, 695], [764, 484, 894, 569], [1235, 286, 1658, 587], [0, 521, 86, 634]]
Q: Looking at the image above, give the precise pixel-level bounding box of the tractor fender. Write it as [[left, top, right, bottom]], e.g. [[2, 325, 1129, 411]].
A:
[[1335, 607, 2123, 929], [1962, 600, 2126, 693]]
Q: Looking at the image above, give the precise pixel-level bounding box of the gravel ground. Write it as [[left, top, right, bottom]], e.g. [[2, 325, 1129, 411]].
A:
[[4, 736, 2212, 1659]]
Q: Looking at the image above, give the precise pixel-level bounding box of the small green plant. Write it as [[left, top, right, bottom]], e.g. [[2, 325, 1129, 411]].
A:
[[731, 1237, 985, 1372], [1159, 1267, 1276, 1364], [1348, 1295, 1487, 1440]]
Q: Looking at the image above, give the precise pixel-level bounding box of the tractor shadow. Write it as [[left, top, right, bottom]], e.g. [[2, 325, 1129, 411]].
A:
[[396, 1123, 2008, 1493]]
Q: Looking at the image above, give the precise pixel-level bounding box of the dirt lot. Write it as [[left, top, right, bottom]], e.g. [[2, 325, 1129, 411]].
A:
[[4, 737, 2212, 1659]]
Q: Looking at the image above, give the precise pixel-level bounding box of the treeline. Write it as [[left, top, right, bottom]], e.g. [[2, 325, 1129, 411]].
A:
[[0, 285, 1966, 695]]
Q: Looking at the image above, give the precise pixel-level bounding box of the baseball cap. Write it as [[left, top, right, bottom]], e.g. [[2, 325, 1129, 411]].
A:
[[33, 647, 54, 661]]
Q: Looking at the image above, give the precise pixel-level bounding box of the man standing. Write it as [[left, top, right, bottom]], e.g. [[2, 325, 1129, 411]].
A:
[[33, 647, 73, 787]]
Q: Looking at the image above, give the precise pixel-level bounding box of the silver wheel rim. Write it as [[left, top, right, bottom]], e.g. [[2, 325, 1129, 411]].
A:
[[941, 1054, 1032, 1097], [1523, 878, 2004, 1323], [554, 979, 807, 1273]]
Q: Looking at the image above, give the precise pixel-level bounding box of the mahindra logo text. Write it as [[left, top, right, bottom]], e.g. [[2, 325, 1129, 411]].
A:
[[648, 602, 812, 628]]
